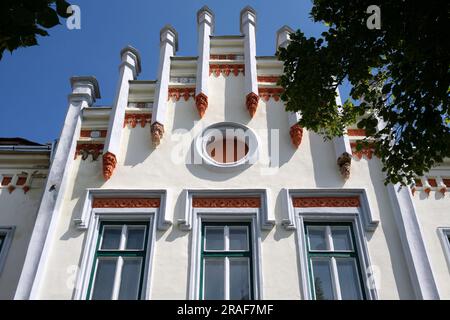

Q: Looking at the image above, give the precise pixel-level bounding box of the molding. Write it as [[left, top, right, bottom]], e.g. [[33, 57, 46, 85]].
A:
[[209, 64, 244, 77], [74, 143, 104, 161], [282, 189, 379, 232], [187, 212, 263, 300], [192, 197, 260, 208], [258, 87, 283, 101], [74, 189, 172, 231], [123, 113, 151, 128], [92, 198, 160, 208], [178, 189, 275, 231], [168, 88, 195, 101], [387, 183, 440, 299], [73, 209, 156, 300], [0, 226, 15, 275], [293, 207, 378, 300]]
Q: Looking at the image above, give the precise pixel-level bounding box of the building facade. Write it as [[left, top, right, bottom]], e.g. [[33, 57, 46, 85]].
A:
[[1, 6, 449, 300]]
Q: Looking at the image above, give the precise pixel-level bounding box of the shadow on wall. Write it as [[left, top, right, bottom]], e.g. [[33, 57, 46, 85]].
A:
[[367, 158, 416, 299], [223, 75, 248, 124], [309, 132, 345, 188], [123, 126, 154, 167], [172, 99, 197, 132], [265, 99, 296, 168]]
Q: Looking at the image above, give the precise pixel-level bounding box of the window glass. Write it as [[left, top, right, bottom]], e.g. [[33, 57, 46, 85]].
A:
[[204, 258, 225, 300], [101, 226, 122, 250], [336, 258, 362, 300], [308, 226, 328, 251], [91, 258, 117, 300], [229, 258, 250, 300], [118, 257, 143, 300], [0, 235, 4, 252], [311, 258, 335, 300], [229, 227, 248, 251], [126, 226, 146, 250], [205, 227, 224, 251], [331, 227, 353, 251]]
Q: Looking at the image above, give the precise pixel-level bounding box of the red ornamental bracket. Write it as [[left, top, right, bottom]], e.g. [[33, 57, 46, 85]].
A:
[[246, 92, 259, 118], [195, 93, 208, 118], [102, 152, 117, 180], [289, 124, 304, 148]]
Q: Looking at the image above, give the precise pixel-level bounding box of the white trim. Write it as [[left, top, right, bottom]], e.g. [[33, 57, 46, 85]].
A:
[[387, 183, 440, 299], [438, 228, 450, 272], [73, 209, 156, 300], [0, 226, 15, 274], [188, 210, 263, 300], [178, 189, 274, 231], [282, 188, 379, 231], [286, 189, 378, 300], [74, 188, 171, 231]]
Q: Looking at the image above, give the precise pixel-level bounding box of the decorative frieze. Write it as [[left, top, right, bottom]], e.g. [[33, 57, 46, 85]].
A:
[[123, 113, 151, 128], [257, 76, 280, 83], [168, 88, 196, 101], [347, 129, 366, 136], [209, 64, 245, 77], [350, 142, 375, 160], [293, 196, 360, 208], [1, 172, 43, 194], [210, 54, 240, 60], [258, 88, 283, 102], [192, 197, 261, 208], [92, 197, 161, 208], [411, 177, 449, 196], [74, 143, 104, 160]]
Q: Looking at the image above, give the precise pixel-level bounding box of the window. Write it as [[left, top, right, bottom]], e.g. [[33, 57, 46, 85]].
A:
[[0, 227, 14, 274], [196, 122, 258, 169], [200, 223, 253, 300], [87, 221, 149, 300], [305, 222, 365, 300]]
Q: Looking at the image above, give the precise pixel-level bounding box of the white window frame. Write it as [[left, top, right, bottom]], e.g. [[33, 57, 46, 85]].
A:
[[286, 190, 378, 300], [0, 226, 15, 274], [188, 210, 263, 300], [74, 208, 156, 300], [438, 228, 450, 271]]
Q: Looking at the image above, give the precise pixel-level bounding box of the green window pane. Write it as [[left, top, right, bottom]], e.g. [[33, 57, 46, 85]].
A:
[[118, 257, 143, 300], [101, 226, 122, 250], [91, 258, 117, 300], [308, 226, 327, 250], [331, 227, 353, 251], [336, 258, 362, 300], [203, 258, 225, 299], [229, 227, 248, 251], [311, 258, 334, 300], [126, 226, 146, 250], [229, 258, 250, 300], [205, 227, 224, 251]]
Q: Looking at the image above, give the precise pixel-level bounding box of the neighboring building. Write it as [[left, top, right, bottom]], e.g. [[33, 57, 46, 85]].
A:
[[1, 6, 449, 300], [0, 138, 52, 299]]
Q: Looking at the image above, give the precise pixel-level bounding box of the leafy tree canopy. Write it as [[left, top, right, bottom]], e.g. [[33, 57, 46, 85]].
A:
[[278, 0, 450, 185], [0, 0, 71, 60]]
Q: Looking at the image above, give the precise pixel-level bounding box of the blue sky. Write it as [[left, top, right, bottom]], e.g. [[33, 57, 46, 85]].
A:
[[0, 0, 346, 144]]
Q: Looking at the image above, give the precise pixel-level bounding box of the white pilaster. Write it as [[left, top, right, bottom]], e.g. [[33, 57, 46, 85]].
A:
[[195, 6, 214, 118], [387, 183, 440, 299], [276, 25, 304, 149], [103, 46, 141, 180], [15, 77, 100, 299], [240, 6, 259, 117], [151, 25, 178, 146], [333, 88, 353, 179]]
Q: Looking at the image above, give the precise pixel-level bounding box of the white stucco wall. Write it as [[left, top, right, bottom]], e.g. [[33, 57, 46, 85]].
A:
[[0, 179, 45, 299], [413, 193, 450, 299], [33, 72, 417, 300]]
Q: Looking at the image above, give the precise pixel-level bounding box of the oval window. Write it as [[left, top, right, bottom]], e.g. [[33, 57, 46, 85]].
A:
[[206, 136, 249, 164]]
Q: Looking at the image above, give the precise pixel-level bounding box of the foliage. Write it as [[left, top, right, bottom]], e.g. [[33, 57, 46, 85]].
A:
[[278, 0, 450, 184], [0, 0, 71, 60]]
